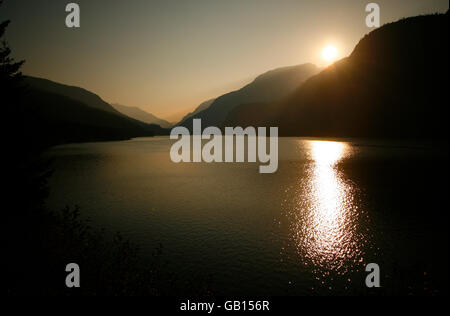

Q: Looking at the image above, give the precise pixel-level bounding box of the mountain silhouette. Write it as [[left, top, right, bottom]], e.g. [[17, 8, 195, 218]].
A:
[[179, 98, 216, 124], [177, 63, 321, 130], [24, 76, 121, 115], [19, 78, 168, 146], [112, 103, 173, 128], [226, 13, 448, 138]]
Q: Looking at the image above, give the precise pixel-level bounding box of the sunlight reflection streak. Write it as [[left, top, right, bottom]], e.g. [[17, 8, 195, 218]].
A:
[[291, 141, 367, 277]]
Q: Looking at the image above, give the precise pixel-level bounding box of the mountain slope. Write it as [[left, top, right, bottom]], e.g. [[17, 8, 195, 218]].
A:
[[17, 79, 169, 146], [227, 13, 448, 138], [112, 103, 172, 128], [179, 98, 215, 123], [24, 76, 120, 115], [177, 63, 321, 130], [24, 76, 169, 133]]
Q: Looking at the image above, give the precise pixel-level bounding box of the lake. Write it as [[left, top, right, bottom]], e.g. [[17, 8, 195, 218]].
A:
[[44, 137, 448, 295]]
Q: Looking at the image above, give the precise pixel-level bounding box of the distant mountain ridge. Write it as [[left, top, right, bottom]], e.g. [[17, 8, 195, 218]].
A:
[[20, 76, 168, 146], [226, 13, 449, 138], [112, 103, 172, 128], [177, 63, 321, 130], [179, 98, 216, 123], [24, 77, 120, 115]]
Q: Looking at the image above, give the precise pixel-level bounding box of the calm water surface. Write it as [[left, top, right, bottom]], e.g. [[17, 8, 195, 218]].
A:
[[45, 137, 448, 295]]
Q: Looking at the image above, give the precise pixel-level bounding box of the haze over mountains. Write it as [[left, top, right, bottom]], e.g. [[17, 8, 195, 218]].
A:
[[225, 12, 449, 138], [111, 103, 173, 128], [24, 77, 120, 115], [20, 77, 167, 146], [177, 63, 322, 130], [179, 98, 216, 124], [13, 12, 448, 147]]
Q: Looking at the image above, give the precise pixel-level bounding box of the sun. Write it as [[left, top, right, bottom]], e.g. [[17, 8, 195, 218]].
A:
[[322, 45, 338, 62]]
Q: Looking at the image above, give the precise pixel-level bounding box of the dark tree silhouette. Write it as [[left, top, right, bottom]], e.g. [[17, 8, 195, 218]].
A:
[[2, 1, 49, 295], [2, 4, 183, 296], [0, 26, 23, 79], [0, 2, 24, 101]]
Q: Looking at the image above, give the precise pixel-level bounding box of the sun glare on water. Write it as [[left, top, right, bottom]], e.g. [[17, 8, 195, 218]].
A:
[[287, 140, 372, 277]]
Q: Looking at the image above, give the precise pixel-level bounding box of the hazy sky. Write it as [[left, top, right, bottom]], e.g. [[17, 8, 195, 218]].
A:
[[1, 0, 448, 121]]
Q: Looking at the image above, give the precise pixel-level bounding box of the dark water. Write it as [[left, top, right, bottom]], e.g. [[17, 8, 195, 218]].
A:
[[45, 137, 448, 295]]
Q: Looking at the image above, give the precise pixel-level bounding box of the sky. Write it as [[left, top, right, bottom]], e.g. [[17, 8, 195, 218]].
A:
[[1, 0, 448, 122]]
